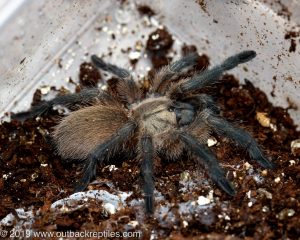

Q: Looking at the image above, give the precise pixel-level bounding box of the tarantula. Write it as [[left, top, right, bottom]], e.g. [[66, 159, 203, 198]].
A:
[[12, 50, 274, 214]]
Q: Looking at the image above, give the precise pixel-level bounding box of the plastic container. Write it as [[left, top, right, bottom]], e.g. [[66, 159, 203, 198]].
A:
[[0, 0, 299, 128]]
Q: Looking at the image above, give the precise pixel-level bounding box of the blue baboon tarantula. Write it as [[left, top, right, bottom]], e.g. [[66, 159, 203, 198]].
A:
[[12, 50, 274, 214]]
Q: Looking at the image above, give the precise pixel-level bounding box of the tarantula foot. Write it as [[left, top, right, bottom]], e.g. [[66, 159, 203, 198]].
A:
[[215, 177, 236, 196], [91, 54, 129, 79], [237, 50, 257, 63], [145, 195, 154, 215], [91, 55, 106, 69], [11, 111, 32, 122], [11, 101, 50, 122], [74, 180, 89, 193], [255, 155, 275, 169]]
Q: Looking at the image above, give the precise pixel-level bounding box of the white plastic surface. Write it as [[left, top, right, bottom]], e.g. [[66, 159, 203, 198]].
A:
[[0, 0, 299, 127]]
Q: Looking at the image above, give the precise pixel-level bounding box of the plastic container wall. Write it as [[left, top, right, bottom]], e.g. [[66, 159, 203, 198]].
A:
[[0, 0, 299, 127]]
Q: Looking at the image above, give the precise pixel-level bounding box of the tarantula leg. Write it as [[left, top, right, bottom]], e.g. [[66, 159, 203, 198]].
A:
[[11, 88, 110, 122], [74, 157, 98, 192], [74, 121, 137, 192], [179, 132, 236, 196], [207, 113, 274, 169], [140, 134, 155, 214], [170, 51, 256, 98], [91, 55, 131, 79], [152, 53, 199, 93], [170, 53, 199, 72], [91, 55, 141, 104]]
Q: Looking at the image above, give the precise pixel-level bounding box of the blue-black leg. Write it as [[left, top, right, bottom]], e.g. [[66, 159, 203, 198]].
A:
[[91, 55, 140, 104], [170, 52, 199, 72], [74, 156, 98, 192], [207, 113, 274, 169], [11, 88, 110, 122], [179, 132, 236, 196], [74, 121, 137, 192], [91, 55, 131, 79], [170, 51, 256, 98], [140, 134, 155, 214], [152, 53, 199, 93]]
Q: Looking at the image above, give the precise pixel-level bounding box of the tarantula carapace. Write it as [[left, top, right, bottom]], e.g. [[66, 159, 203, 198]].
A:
[[12, 50, 274, 214]]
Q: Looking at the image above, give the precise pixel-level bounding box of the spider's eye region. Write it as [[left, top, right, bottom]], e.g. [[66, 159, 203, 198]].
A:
[[172, 102, 196, 127], [168, 107, 174, 112]]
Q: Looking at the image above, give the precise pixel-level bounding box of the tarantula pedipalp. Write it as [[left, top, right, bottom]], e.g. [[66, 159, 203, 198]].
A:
[[12, 50, 274, 214]]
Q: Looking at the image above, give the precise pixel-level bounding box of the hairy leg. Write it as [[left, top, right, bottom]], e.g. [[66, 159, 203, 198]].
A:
[[151, 53, 199, 94], [178, 132, 235, 195], [140, 134, 155, 214], [170, 51, 256, 98], [11, 88, 112, 121], [91, 55, 140, 104], [205, 111, 274, 169], [75, 121, 137, 192], [91, 55, 131, 79]]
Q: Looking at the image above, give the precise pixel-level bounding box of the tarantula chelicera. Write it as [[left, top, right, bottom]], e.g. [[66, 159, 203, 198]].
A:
[[12, 50, 274, 214]]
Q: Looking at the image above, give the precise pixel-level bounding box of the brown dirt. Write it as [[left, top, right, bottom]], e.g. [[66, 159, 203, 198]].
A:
[[79, 62, 102, 87]]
